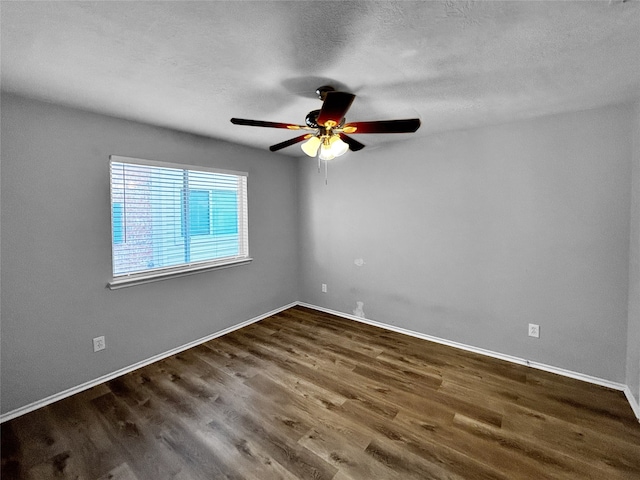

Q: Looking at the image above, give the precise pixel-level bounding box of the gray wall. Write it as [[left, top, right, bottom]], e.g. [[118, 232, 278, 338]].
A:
[[628, 101, 640, 405], [299, 103, 634, 383], [0, 94, 299, 414]]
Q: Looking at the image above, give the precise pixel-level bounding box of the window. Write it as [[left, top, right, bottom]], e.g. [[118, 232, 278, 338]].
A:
[[181, 189, 211, 237], [108, 156, 250, 289], [112, 202, 124, 244]]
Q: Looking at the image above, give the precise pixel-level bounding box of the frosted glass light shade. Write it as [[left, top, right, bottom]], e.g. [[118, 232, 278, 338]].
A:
[[319, 143, 335, 161], [330, 136, 349, 157], [301, 136, 321, 157]]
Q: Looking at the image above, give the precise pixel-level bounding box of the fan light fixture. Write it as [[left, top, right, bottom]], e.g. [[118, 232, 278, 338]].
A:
[[300, 135, 321, 157], [302, 134, 348, 160]]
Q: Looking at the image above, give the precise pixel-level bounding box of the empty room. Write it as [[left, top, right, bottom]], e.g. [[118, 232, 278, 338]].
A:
[[1, 1, 639, 479]]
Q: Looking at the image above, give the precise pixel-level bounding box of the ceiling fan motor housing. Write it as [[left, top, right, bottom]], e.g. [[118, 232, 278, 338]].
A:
[[305, 109, 321, 128], [305, 109, 345, 130]]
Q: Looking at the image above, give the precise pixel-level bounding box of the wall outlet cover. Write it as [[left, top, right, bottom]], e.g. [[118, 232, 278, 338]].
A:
[[93, 336, 106, 352], [528, 324, 540, 338]]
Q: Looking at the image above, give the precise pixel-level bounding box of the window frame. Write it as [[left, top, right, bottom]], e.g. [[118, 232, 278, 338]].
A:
[[107, 155, 251, 290]]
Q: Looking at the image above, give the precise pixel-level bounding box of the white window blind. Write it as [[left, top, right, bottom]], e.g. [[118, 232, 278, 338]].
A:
[[108, 156, 250, 289]]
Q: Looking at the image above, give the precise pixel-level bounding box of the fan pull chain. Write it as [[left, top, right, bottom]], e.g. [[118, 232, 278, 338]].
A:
[[325, 159, 328, 185]]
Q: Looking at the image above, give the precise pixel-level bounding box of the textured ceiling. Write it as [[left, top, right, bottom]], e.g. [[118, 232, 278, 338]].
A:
[[2, 1, 639, 156]]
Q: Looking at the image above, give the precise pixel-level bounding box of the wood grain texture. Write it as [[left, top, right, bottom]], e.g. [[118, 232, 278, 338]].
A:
[[2, 306, 639, 479]]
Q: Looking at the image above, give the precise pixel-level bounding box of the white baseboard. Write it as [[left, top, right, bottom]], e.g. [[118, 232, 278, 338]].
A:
[[0, 302, 298, 424], [299, 302, 640, 422], [624, 386, 640, 421]]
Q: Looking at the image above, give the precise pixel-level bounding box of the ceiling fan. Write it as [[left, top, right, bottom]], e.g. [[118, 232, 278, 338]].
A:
[[230, 86, 421, 161]]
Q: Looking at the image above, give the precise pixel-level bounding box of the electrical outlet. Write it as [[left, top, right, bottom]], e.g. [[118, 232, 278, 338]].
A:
[[93, 336, 106, 352], [528, 324, 540, 338], [321, 283, 327, 293]]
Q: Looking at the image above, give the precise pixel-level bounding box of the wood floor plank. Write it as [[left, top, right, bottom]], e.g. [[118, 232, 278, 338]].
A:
[[3, 306, 640, 479], [217, 330, 402, 420], [500, 402, 640, 472], [341, 398, 510, 480], [3, 406, 80, 479], [298, 423, 408, 480], [211, 393, 338, 480], [90, 392, 184, 480], [450, 412, 630, 480], [242, 373, 373, 450], [45, 394, 122, 479], [96, 462, 141, 480], [1, 421, 23, 480]]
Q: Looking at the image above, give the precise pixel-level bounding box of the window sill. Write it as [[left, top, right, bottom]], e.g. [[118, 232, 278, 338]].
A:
[[107, 257, 253, 290]]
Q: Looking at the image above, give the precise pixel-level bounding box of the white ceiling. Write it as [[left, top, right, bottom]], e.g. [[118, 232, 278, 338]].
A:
[[2, 1, 639, 156]]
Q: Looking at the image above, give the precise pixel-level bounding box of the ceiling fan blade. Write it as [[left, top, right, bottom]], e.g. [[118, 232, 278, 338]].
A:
[[231, 118, 307, 130], [317, 92, 356, 127], [338, 133, 365, 152], [269, 134, 312, 152], [343, 118, 421, 134]]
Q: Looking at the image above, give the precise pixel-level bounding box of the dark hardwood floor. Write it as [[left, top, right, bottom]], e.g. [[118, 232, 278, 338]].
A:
[[2, 306, 640, 479]]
